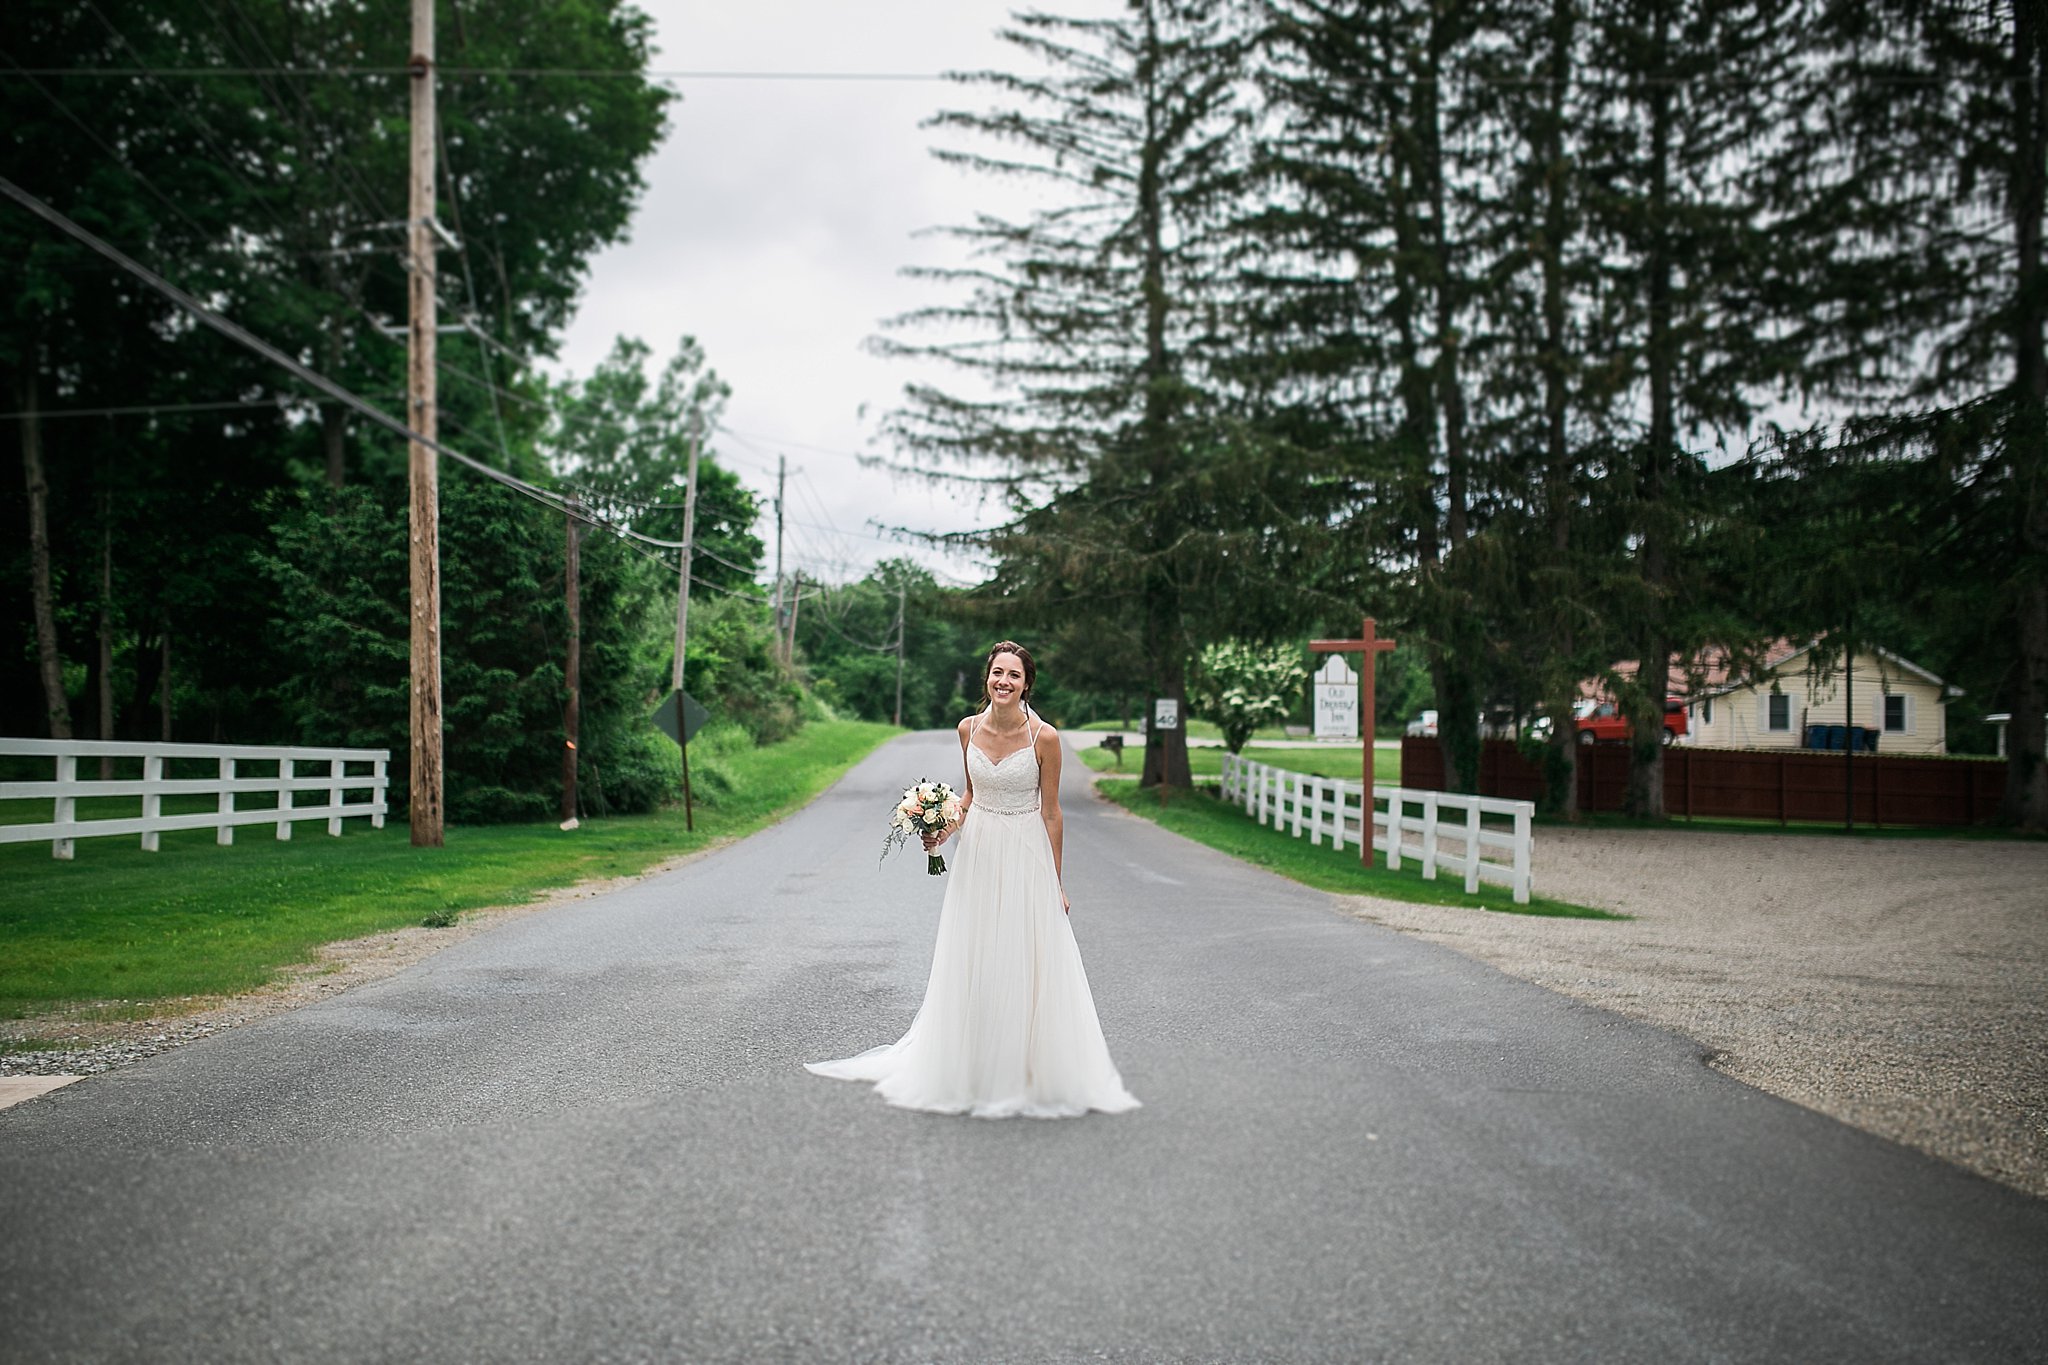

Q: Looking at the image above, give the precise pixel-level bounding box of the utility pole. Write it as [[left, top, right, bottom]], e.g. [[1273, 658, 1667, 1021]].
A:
[[773, 455, 789, 667], [673, 420, 702, 831], [406, 0, 444, 847], [561, 495, 581, 826], [893, 579, 907, 727], [786, 569, 803, 664]]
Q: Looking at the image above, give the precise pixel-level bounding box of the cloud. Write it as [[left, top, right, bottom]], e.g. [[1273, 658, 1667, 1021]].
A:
[[559, 0, 1121, 586]]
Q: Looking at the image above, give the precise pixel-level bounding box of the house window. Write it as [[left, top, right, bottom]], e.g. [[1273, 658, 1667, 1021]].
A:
[[1766, 694, 1792, 732], [1882, 694, 1909, 733]]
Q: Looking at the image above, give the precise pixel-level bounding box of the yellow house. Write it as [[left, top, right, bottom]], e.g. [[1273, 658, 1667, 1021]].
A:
[[1686, 642, 1961, 755]]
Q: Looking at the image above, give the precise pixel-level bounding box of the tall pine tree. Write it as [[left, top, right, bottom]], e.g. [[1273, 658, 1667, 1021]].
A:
[[877, 2, 1272, 789]]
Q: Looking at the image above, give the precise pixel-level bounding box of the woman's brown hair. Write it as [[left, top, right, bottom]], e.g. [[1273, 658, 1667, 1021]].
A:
[[979, 639, 1036, 709]]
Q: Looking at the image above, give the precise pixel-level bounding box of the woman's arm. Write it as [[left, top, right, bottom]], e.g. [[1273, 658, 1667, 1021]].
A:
[[1038, 726, 1067, 912], [925, 718, 974, 851]]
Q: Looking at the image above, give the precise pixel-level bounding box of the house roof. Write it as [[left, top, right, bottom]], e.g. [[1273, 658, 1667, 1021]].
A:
[[1578, 639, 1800, 702], [1581, 638, 1962, 704]]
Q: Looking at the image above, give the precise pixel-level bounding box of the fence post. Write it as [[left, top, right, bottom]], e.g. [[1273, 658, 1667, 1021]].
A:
[[217, 754, 235, 845], [1421, 791, 1439, 881], [1464, 803, 1482, 894], [372, 756, 388, 829], [1512, 804, 1532, 905], [52, 753, 77, 861], [1384, 789, 1402, 870], [276, 757, 295, 840], [1332, 780, 1347, 853], [328, 758, 344, 837], [142, 754, 162, 852]]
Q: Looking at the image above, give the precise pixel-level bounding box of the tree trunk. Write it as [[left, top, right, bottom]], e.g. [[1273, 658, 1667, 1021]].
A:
[[98, 500, 114, 777], [2004, 0, 2048, 830], [20, 367, 72, 740], [1540, 0, 1580, 819], [323, 405, 347, 489], [160, 624, 172, 741], [1431, 658, 1482, 794], [562, 504, 582, 822], [2008, 581, 2048, 831], [1625, 4, 1675, 820], [1424, 14, 1469, 552], [1134, 0, 1190, 793]]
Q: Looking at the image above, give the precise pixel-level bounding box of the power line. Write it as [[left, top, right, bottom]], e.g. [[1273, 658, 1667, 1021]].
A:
[[207, 0, 401, 234], [0, 54, 224, 248], [77, 1, 322, 256], [0, 394, 402, 421], [5, 67, 952, 81], [0, 174, 698, 565], [1, 66, 1959, 88]]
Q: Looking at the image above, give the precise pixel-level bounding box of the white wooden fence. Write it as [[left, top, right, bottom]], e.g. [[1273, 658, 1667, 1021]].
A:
[[0, 738, 389, 860], [1219, 753, 1535, 904]]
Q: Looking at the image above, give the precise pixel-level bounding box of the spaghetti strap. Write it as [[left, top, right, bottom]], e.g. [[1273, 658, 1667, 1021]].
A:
[[1025, 706, 1041, 745]]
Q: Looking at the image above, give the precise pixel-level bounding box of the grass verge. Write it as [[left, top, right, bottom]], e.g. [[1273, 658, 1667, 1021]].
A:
[[1077, 742, 1402, 785], [1094, 777, 1622, 920], [0, 719, 899, 1018]]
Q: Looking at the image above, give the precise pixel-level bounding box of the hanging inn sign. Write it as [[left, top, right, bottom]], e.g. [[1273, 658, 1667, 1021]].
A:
[[1309, 617, 1397, 867]]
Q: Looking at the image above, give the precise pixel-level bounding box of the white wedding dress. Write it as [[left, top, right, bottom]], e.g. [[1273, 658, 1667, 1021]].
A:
[[806, 711, 1139, 1119]]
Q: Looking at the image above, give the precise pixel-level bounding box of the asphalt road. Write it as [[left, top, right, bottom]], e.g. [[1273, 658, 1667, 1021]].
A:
[[3, 731, 2044, 1364]]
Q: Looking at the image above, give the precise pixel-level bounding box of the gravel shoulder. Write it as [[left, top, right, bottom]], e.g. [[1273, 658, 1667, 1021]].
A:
[[1338, 825, 2048, 1199]]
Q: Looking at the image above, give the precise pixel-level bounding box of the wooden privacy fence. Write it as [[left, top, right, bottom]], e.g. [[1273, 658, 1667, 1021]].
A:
[[0, 738, 390, 860], [1220, 753, 1536, 904], [1400, 737, 2006, 826]]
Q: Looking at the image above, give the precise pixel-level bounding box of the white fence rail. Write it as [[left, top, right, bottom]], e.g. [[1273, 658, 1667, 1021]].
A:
[[0, 738, 389, 860], [1219, 753, 1535, 904]]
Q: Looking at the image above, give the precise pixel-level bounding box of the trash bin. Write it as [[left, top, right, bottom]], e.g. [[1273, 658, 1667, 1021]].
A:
[[1804, 724, 1830, 750]]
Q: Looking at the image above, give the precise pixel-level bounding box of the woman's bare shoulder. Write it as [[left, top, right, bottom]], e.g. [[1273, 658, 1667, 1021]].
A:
[[1035, 720, 1062, 747], [955, 715, 975, 740]]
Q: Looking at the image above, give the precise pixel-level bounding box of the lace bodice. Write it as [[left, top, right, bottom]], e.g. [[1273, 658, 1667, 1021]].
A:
[[968, 712, 1042, 815]]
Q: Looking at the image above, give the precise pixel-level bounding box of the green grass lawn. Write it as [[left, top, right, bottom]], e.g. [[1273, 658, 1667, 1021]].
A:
[[0, 720, 898, 1020], [1077, 740, 1402, 786], [1091, 778, 1619, 919], [1072, 717, 1301, 743]]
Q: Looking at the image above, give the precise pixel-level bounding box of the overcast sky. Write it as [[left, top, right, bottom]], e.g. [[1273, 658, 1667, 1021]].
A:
[[555, 1, 1119, 589]]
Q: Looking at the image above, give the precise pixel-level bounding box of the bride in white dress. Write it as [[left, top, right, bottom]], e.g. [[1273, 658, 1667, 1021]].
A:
[[806, 640, 1139, 1119]]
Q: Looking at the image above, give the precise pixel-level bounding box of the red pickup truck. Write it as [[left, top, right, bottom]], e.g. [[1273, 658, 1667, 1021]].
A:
[[1575, 699, 1689, 745]]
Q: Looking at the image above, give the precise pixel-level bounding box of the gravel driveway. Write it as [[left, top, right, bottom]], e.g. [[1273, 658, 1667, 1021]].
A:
[[1340, 826, 2048, 1198]]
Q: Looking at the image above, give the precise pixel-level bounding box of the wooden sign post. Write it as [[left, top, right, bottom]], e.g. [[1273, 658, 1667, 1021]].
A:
[[1310, 617, 1397, 867]]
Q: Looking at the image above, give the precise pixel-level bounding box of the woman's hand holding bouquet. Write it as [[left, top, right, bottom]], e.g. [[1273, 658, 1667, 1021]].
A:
[[883, 780, 963, 875]]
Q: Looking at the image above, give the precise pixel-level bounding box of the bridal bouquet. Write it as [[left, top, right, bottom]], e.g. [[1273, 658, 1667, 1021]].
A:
[[884, 779, 962, 875]]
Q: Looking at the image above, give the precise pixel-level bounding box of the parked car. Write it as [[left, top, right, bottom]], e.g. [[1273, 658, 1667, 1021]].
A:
[[1575, 699, 1688, 745], [1405, 709, 1439, 738]]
